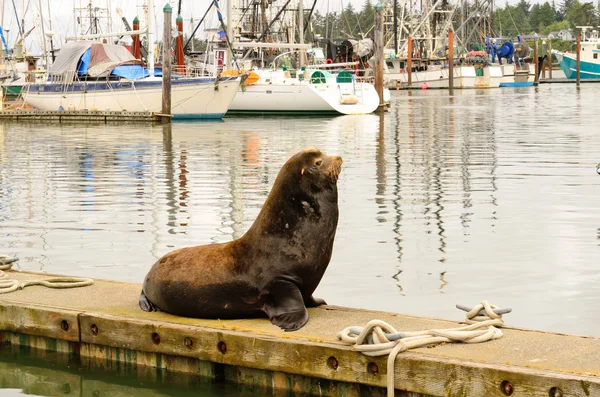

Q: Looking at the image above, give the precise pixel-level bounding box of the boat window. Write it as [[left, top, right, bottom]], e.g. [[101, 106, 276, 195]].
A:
[[595, 53, 598, 59], [310, 71, 326, 84], [386, 61, 395, 69], [336, 71, 353, 83]]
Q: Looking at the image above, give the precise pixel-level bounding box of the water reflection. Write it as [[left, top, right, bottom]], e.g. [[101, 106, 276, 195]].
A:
[[0, 347, 259, 397], [1, 86, 600, 336]]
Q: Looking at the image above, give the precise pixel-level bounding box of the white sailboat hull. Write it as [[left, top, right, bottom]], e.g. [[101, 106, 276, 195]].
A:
[[24, 77, 241, 119], [229, 81, 380, 115]]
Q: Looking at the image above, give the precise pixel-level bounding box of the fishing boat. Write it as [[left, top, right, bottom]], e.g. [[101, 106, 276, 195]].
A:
[[23, 41, 240, 119], [552, 27, 600, 79], [486, 36, 534, 87]]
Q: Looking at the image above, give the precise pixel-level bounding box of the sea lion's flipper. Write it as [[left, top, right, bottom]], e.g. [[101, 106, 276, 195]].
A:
[[139, 290, 161, 312], [262, 278, 308, 332], [305, 295, 327, 307]]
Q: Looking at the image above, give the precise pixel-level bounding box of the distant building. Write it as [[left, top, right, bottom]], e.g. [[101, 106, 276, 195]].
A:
[[548, 29, 574, 41]]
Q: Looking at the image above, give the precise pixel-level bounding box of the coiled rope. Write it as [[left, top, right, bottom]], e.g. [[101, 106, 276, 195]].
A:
[[0, 255, 94, 294], [337, 301, 511, 397]]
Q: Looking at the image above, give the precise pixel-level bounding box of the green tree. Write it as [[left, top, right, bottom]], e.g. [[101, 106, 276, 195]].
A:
[[542, 19, 571, 35], [566, 0, 598, 32], [341, 3, 358, 36], [359, 0, 375, 35], [529, 2, 557, 32]]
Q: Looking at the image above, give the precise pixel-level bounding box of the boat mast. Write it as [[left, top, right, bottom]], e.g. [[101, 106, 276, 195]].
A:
[[147, 0, 155, 76], [38, 0, 48, 68], [298, 0, 304, 66]]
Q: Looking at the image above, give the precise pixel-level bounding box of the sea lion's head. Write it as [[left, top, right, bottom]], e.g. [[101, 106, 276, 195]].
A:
[[287, 147, 343, 193]]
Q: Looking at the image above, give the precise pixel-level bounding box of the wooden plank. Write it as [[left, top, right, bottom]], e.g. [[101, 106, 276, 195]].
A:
[[0, 302, 80, 342], [78, 312, 600, 397]]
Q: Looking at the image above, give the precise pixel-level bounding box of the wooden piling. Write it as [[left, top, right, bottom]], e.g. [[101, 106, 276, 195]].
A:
[[374, 2, 385, 109], [576, 35, 581, 86], [162, 4, 172, 121], [132, 17, 141, 60], [175, 14, 185, 75], [548, 39, 553, 79], [448, 30, 454, 92], [534, 38, 539, 85], [407, 37, 413, 86]]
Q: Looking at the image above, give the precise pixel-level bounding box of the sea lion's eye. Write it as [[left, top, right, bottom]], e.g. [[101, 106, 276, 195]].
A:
[[315, 160, 323, 167]]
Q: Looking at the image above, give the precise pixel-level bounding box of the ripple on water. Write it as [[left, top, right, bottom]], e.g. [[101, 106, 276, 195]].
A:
[[1, 85, 600, 336]]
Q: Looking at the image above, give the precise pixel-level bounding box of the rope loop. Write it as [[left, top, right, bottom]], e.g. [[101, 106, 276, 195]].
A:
[[0, 255, 94, 294], [337, 301, 511, 397]]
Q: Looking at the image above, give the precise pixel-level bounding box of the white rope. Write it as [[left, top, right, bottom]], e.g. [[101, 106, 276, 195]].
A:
[[0, 255, 94, 294], [337, 301, 508, 397]]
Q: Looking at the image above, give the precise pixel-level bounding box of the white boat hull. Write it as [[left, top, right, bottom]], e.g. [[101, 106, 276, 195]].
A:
[[24, 77, 241, 119], [384, 66, 477, 89], [229, 81, 380, 115], [499, 64, 534, 87], [473, 65, 503, 88]]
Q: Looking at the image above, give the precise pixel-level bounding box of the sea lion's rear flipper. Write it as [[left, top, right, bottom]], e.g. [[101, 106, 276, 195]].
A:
[[262, 278, 308, 332], [139, 290, 161, 312]]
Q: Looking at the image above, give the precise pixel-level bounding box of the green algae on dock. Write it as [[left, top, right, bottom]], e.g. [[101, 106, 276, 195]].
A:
[[1, 271, 599, 396]]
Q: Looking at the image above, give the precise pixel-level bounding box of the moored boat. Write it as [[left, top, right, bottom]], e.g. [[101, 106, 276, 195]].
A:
[[552, 28, 600, 79], [23, 41, 240, 119]]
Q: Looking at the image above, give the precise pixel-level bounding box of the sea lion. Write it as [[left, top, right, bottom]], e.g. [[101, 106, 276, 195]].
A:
[[139, 147, 343, 331]]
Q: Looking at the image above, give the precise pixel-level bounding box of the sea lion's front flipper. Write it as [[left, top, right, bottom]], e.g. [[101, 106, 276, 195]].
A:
[[262, 278, 308, 332], [305, 295, 327, 307], [139, 290, 161, 312]]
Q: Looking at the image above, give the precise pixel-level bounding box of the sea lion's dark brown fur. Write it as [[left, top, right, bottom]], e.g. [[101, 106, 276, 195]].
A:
[[139, 148, 342, 331]]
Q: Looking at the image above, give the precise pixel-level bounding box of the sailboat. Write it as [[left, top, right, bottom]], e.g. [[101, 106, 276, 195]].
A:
[[23, 0, 241, 119], [210, 0, 380, 115]]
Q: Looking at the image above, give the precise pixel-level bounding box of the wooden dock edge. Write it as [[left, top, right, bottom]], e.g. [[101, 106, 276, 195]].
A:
[[1, 301, 598, 397], [0, 110, 167, 123]]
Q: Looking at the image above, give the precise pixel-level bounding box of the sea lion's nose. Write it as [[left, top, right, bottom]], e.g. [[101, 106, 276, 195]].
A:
[[333, 156, 343, 166]]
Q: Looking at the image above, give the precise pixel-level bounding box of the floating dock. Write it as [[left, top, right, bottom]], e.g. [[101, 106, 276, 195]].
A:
[[1, 270, 599, 396], [539, 78, 600, 84], [0, 110, 170, 123]]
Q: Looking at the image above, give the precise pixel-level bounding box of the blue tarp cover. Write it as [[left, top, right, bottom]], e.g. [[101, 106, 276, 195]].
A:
[[77, 48, 91, 74]]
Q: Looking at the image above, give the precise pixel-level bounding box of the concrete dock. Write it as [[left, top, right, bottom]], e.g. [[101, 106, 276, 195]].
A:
[[1, 270, 599, 396]]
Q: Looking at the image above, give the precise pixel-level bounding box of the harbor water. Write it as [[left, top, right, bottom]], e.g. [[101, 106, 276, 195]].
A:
[[1, 84, 599, 395]]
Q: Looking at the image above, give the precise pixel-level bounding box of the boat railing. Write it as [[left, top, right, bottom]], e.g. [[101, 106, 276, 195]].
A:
[[47, 71, 77, 85]]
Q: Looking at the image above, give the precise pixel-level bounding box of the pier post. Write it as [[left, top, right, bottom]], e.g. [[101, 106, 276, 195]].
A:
[[407, 37, 413, 86], [548, 40, 553, 79], [132, 17, 141, 59], [448, 30, 454, 93], [576, 35, 581, 86], [534, 38, 539, 85], [176, 14, 185, 75], [374, 1, 385, 109], [162, 3, 173, 121]]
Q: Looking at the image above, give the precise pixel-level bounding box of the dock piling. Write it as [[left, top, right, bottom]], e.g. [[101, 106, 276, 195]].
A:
[[448, 30, 454, 93], [374, 1, 385, 110], [534, 38, 539, 85], [548, 39, 553, 79], [176, 14, 185, 75], [162, 3, 172, 122], [576, 35, 581, 86], [407, 37, 413, 87]]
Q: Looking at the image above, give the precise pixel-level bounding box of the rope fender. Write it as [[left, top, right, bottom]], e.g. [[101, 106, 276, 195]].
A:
[[0, 254, 94, 294], [337, 301, 512, 397]]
